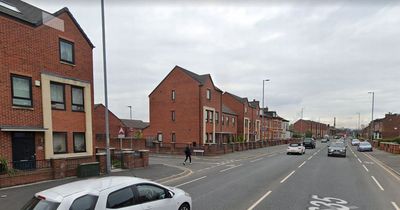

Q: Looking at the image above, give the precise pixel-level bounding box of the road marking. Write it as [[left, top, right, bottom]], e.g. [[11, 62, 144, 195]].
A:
[[371, 176, 384, 191], [298, 161, 306, 168], [220, 164, 242, 173], [308, 156, 313, 160], [247, 190, 272, 210], [280, 170, 296, 183], [362, 152, 400, 182], [362, 164, 369, 172], [174, 176, 207, 188], [391, 202, 400, 210], [357, 158, 362, 163], [250, 158, 263, 163]]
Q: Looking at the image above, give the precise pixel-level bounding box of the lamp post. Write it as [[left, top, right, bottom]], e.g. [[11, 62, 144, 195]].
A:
[[100, 0, 111, 174], [368, 92, 375, 140], [356, 112, 360, 138], [128, 106, 132, 120], [262, 79, 270, 141]]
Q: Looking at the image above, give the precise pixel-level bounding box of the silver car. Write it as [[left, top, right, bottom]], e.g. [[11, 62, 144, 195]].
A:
[[357, 141, 373, 152]]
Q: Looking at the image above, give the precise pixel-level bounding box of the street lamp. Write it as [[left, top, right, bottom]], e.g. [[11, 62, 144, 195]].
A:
[[128, 106, 132, 120], [368, 92, 375, 140], [262, 79, 270, 141]]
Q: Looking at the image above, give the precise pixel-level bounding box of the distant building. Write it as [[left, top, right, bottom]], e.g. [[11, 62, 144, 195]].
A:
[[121, 119, 149, 137], [293, 119, 329, 138], [362, 113, 400, 139], [260, 108, 290, 140]]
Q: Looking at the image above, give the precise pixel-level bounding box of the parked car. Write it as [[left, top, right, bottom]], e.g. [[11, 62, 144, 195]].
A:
[[351, 139, 361, 146], [303, 138, 316, 149], [287, 143, 306, 155], [21, 176, 192, 210], [328, 142, 347, 157], [357, 141, 373, 152]]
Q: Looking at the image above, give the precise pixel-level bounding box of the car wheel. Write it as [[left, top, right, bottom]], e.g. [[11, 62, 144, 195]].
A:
[[179, 203, 190, 210]]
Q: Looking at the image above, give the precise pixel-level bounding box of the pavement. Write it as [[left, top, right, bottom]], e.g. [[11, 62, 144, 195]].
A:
[[1, 142, 399, 210]]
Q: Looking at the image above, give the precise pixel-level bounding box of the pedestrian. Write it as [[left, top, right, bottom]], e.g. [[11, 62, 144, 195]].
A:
[[183, 145, 192, 165]]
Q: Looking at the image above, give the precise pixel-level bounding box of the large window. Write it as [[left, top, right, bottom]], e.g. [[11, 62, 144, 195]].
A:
[[11, 75, 32, 107], [73, 133, 86, 153], [53, 132, 67, 154], [51, 82, 65, 110], [71, 86, 84, 112], [171, 133, 176, 143], [232, 117, 236, 126], [209, 111, 213, 123], [215, 112, 219, 124], [107, 187, 136, 209], [59, 39, 74, 64]]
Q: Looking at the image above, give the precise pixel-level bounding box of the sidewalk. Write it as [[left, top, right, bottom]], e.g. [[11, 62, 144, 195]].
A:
[[366, 149, 400, 176], [0, 164, 183, 210]]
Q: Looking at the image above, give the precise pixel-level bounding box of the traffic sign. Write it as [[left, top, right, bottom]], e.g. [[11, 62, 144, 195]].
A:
[[118, 127, 125, 138]]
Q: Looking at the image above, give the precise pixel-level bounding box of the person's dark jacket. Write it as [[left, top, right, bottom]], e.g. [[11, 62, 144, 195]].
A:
[[184, 147, 192, 156]]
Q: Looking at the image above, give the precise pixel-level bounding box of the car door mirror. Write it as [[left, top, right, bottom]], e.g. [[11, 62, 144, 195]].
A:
[[167, 191, 174, 198]]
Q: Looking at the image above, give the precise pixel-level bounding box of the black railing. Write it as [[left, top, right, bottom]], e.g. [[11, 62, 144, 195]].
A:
[[8, 160, 51, 171]]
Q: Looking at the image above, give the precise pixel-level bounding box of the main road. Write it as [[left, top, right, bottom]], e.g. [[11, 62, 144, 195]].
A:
[[156, 141, 400, 210]]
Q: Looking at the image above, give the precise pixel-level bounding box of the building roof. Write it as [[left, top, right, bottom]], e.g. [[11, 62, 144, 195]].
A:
[[222, 104, 237, 115], [249, 100, 260, 109], [0, 0, 94, 48], [121, 119, 149, 129], [224, 92, 248, 104]]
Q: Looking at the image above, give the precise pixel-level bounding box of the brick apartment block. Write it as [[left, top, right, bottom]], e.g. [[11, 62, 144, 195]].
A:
[[0, 0, 95, 174], [362, 113, 400, 139], [261, 108, 290, 140], [293, 119, 329, 138]]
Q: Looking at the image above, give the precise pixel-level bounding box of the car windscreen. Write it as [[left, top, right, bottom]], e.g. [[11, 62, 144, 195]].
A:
[[289, 143, 300, 147], [359, 142, 370, 146], [331, 143, 345, 147], [303, 139, 312, 142], [21, 197, 60, 210]]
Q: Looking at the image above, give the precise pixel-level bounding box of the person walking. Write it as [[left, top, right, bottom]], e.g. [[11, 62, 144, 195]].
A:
[[183, 145, 192, 165]]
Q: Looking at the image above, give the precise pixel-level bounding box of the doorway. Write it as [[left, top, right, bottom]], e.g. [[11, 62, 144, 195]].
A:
[[12, 132, 36, 170]]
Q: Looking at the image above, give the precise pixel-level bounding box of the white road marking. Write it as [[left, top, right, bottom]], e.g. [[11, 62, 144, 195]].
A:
[[280, 170, 296, 183], [362, 153, 400, 182], [250, 158, 263, 163], [371, 176, 384, 191], [391, 201, 400, 210], [219, 164, 242, 173], [247, 190, 272, 210], [362, 164, 369, 172], [357, 158, 362, 163], [174, 176, 207, 188], [308, 156, 313, 160], [298, 161, 306, 168]]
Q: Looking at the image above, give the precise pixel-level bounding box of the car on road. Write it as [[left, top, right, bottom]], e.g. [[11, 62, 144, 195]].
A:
[[328, 142, 347, 157], [303, 138, 316, 149], [21, 176, 192, 210], [351, 139, 361, 146], [287, 143, 306, 155], [321, 138, 329, 143], [357, 141, 373, 152]]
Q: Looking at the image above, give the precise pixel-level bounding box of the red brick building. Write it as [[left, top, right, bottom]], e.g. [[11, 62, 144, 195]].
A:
[[219, 105, 238, 143], [0, 0, 94, 173], [93, 104, 125, 148], [260, 108, 290, 140], [121, 119, 149, 138], [222, 93, 261, 142], [145, 66, 224, 146], [362, 113, 400, 139], [293, 119, 329, 138]]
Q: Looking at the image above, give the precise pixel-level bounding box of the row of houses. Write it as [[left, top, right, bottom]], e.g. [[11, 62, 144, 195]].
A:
[[142, 66, 291, 147], [361, 113, 400, 140], [292, 119, 330, 138]]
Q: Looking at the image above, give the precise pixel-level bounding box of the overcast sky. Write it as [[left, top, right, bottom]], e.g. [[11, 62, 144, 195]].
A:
[[26, 0, 400, 129]]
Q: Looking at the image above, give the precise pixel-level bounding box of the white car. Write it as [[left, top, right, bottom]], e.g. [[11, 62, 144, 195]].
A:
[[351, 139, 360, 146], [22, 176, 192, 210], [287, 143, 305, 155]]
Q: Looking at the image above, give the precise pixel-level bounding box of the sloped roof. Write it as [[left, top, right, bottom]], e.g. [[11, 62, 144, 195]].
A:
[[249, 100, 260, 109], [178, 66, 209, 85], [222, 104, 237, 115], [0, 0, 94, 48], [224, 92, 248, 104], [121, 119, 149, 129]]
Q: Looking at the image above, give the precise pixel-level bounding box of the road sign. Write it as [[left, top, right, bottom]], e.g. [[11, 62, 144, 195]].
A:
[[118, 127, 125, 138]]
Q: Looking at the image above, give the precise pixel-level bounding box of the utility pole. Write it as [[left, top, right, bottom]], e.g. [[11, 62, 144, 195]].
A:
[[101, 0, 111, 174], [300, 108, 304, 137], [128, 106, 132, 120], [368, 92, 375, 140]]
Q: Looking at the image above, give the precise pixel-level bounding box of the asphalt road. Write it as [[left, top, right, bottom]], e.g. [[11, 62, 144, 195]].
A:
[[159, 141, 400, 210]]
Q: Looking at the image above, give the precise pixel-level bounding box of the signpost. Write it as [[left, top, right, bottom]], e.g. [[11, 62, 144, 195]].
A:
[[118, 128, 125, 150]]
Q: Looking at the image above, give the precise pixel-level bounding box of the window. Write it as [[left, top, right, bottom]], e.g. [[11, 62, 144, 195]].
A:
[[71, 86, 84, 111], [171, 111, 175, 121], [157, 133, 163, 142], [171, 90, 175, 101], [222, 115, 225, 125], [171, 133, 176, 143], [232, 117, 235, 126], [226, 116, 229, 126], [206, 89, 211, 100], [59, 39, 74, 64], [53, 132, 67, 154], [205, 110, 209, 122], [70, 195, 98, 210], [137, 184, 167, 203], [73, 133, 86, 153], [215, 112, 219, 124], [51, 82, 65, 110], [11, 75, 32, 107], [107, 187, 136, 209], [245, 107, 248, 113], [22, 197, 60, 210], [209, 111, 213, 123]]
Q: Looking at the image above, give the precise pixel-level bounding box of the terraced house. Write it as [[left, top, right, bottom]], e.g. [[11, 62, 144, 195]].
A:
[[0, 0, 94, 186]]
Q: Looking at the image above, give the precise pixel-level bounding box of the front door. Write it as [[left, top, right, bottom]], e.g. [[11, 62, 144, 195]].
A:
[[12, 132, 36, 170]]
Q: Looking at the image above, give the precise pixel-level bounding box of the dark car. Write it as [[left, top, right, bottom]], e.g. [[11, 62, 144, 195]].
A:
[[328, 142, 347, 157], [303, 138, 316, 149]]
